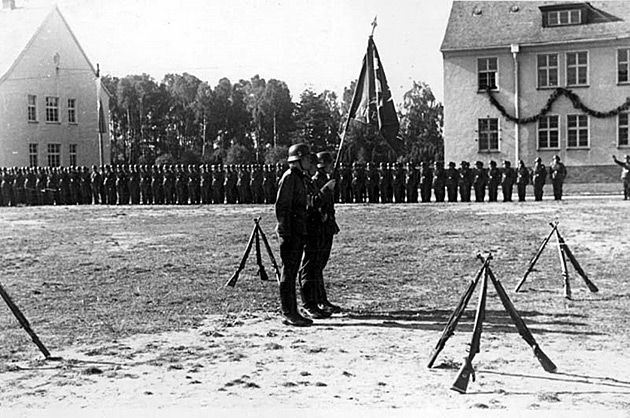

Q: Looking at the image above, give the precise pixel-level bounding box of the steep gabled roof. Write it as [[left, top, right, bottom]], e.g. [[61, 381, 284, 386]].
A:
[[441, 1, 630, 52], [0, 3, 98, 84]]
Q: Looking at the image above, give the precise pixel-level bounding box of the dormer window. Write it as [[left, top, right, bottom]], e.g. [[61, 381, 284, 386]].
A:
[[547, 9, 582, 26]]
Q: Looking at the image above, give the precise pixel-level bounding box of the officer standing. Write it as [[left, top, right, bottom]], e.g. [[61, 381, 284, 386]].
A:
[[532, 157, 546, 201], [485, 161, 499, 202], [432, 161, 446, 202], [549, 155, 567, 200], [392, 162, 406, 203], [458, 161, 472, 202], [516, 160, 530, 202], [312, 151, 341, 314], [472, 161, 487, 202], [501, 160, 515, 202], [419, 161, 432, 203], [445, 162, 459, 202], [275, 143, 314, 327], [612, 155, 630, 200]]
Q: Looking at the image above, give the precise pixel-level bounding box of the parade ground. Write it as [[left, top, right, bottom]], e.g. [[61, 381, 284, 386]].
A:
[[1, 192, 630, 412]]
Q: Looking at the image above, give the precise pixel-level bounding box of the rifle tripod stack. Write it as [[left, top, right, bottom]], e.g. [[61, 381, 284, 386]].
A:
[[427, 253, 557, 394], [225, 217, 281, 287], [515, 222, 599, 299], [1, 279, 57, 360]]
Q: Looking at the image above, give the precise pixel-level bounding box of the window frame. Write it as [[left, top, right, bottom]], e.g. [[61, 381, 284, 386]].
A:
[[537, 114, 561, 150], [537, 53, 560, 89], [477, 56, 499, 92], [67, 98, 77, 124], [47, 143, 61, 167], [618, 48, 630, 85], [28, 143, 38, 168], [618, 111, 630, 148], [69, 144, 77, 166], [477, 117, 500, 152], [45, 96, 60, 123], [566, 114, 590, 149], [565, 50, 589, 87], [27, 95, 37, 122], [547, 9, 582, 27]]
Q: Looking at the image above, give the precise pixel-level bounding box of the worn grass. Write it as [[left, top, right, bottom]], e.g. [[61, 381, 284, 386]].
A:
[[0, 198, 629, 361]]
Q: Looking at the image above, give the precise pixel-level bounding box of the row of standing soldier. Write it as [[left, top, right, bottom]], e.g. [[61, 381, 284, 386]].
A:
[[0, 155, 568, 207]]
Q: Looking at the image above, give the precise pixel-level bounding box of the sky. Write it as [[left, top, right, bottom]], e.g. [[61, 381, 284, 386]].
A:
[[39, 0, 454, 104]]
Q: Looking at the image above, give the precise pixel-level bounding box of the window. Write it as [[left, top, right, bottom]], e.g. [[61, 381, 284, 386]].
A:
[[547, 9, 581, 26], [619, 49, 630, 84], [537, 54, 559, 88], [47, 144, 61, 167], [538, 115, 560, 149], [45, 96, 59, 122], [477, 57, 498, 91], [28, 144, 38, 167], [620, 112, 629, 147], [478, 118, 499, 152], [27, 95, 37, 122], [567, 115, 589, 148], [69, 144, 77, 166], [566, 51, 588, 86], [68, 99, 77, 124]]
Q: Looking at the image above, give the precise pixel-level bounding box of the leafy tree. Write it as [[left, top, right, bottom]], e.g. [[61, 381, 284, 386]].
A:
[[225, 144, 253, 164], [264, 145, 289, 164], [399, 81, 444, 162], [294, 89, 341, 152]]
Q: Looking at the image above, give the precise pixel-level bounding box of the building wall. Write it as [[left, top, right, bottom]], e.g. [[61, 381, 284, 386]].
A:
[[443, 39, 630, 181], [0, 9, 110, 168]]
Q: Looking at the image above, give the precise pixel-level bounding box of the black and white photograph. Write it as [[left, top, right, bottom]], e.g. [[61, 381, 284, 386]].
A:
[[1, 0, 630, 415]]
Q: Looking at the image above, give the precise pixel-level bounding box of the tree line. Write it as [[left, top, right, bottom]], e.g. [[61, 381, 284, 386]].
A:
[[102, 73, 443, 166]]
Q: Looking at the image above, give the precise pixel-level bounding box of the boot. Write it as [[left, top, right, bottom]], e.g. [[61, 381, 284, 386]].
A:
[[280, 282, 312, 327], [317, 280, 342, 314], [301, 281, 331, 319]]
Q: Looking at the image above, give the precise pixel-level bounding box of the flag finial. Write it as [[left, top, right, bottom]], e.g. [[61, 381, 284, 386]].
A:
[[371, 16, 377, 37]]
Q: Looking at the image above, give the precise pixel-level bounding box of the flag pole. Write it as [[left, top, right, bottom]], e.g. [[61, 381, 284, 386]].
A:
[[334, 16, 378, 170], [96, 63, 104, 166]]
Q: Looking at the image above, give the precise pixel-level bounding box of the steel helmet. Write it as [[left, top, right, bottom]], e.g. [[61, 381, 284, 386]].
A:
[[287, 143, 310, 162]]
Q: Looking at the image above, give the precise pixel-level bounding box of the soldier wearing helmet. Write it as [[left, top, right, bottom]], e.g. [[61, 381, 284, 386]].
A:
[[366, 162, 380, 203], [432, 161, 446, 202], [275, 143, 314, 327], [487, 160, 501, 202], [392, 162, 406, 203], [549, 155, 567, 200], [532, 157, 546, 201]]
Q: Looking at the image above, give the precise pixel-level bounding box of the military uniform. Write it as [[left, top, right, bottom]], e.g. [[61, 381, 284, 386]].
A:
[[213, 164, 226, 204], [472, 161, 487, 202], [393, 163, 406, 203], [366, 163, 380, 203], [263, 165, 277, 204], [237, 165, 252, 204], [251, 165, 265, 204], [501, 160, 515, 202], [613, 155, 630, 199], [405, 163, 419, 203], [549, 156, 567, 200], [339, 163, 353, 203], [275, 144, 313, 327], [378, 163, 391, 203], [516, 161, 530, 202], [532, 158, 546, 201], [432, 162, 446, 202], [176, 165, 188, 204], [487, 161, 501, 202], [458, 161, 472, 202], [225, 165, 238, 204], [13, 169, 25, 206], [419, 162, 432, 203], [445, 162, 458, 202]]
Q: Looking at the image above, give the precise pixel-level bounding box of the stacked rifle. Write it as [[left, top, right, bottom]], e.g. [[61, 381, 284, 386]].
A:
[[429, 222, 599, 393]]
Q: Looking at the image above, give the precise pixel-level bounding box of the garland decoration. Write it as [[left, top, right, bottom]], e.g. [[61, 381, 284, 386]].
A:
[[486, 87, 630, 124]]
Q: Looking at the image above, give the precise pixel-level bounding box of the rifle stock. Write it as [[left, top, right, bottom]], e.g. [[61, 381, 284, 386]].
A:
[[533, 344, 557, 373], [225, 222, 258, 287], [451, 267, 487, 394], [451, 358, 475, 394], [555, 230, 572, 300]]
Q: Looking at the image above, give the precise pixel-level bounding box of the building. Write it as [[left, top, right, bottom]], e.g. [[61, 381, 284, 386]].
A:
[[441, 1, 630, 181], [0, 0, 110, 168]]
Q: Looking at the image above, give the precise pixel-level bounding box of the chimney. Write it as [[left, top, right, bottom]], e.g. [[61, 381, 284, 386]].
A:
[[2, 0, 16, 10]]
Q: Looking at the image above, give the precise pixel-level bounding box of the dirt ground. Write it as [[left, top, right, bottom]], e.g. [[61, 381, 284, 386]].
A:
[[1, 197, 630, 413]]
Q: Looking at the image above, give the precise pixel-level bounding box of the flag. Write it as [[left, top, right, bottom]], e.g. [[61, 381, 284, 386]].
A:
[[96, 79, 107, 134], [346, 36, 402, 154]]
